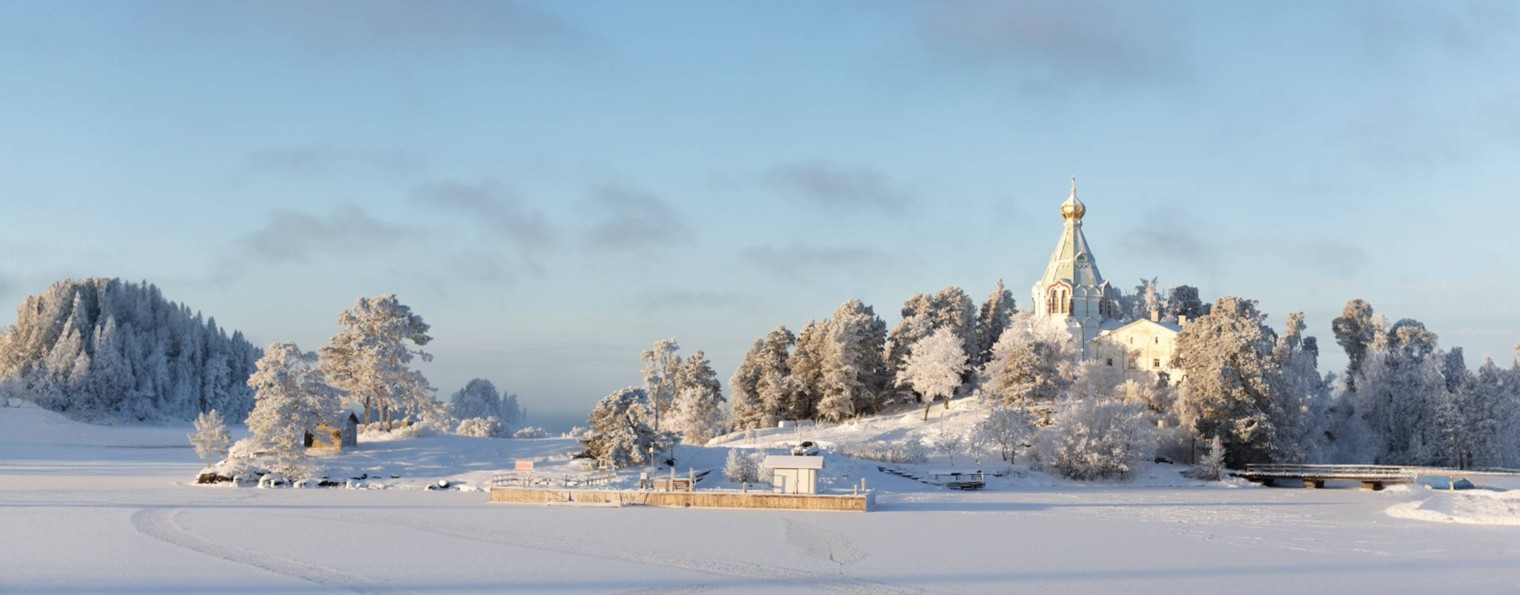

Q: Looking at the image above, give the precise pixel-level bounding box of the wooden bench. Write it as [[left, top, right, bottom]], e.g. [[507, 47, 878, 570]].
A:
[[930, 471, 985, 490]]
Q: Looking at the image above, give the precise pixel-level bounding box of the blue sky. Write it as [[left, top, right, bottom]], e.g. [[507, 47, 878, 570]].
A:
[[3, 1, 1518, 431]]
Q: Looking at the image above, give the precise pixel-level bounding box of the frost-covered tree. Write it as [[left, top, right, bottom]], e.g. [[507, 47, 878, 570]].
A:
[[1036, 399, 1155, 480], [1332, 299, 1379, 393], [670, 350, 726, 444], [1186, 435, 1227, 480], [455, 416, 505, 438], [0, 278, 259, 422], [729, 326, 793, 430], [1172, 296, 1287, 467], [981, 327, 1069, 419], [245, 343, 342, 457], [816, 300, 888, 422], [898, 327, 969, 421], [977, 406, 1035, 462], [1166, 285, 1205, 322], [975, 279, 1018, 366], [1270, 311, 1323, 463], [1352, 319, 1448, 465], [448, 378, 525, 430], [1130, 277, 1164, 321], [580, 387, 673, 468], [934, 427, 965, 466], [723, 448, 763, 483], [188, 409, 232, 464], [640, 338, 681, 431], [784, 322, 827, 421], [318, 294, 432, 430]]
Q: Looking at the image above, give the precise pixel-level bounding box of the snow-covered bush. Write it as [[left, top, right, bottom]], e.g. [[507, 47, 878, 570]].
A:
[[188, 409, 233, 464], [455, 416, 506, 438], [513, 426, 549, 439], [1035, 399, 1155, 480], [563, 425, 591, 440], [977, 406, 1035, 462], [838, 440, 928, 464], [1185, 435, 1228, 481], [934, 430, 965, 466], [723, 448, 764, 483]]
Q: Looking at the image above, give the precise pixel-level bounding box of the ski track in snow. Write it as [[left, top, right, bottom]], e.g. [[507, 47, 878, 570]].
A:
[[782, 518, 867, 569], [291, 509, 920, 595], [130, 508, 400, 594]]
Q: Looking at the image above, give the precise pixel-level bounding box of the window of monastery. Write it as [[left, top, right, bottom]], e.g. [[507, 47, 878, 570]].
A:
[[1152, 358, 1161, 369]]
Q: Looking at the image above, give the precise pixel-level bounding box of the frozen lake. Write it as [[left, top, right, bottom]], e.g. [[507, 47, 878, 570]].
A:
[[3, 405, 1518, 593]]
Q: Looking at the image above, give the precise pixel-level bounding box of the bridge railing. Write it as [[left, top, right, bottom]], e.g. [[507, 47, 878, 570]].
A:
[[1242, 464, 1415, 479]]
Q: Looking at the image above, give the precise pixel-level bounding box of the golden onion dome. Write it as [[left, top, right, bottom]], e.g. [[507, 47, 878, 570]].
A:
[[1061, 176, 1085, 221]]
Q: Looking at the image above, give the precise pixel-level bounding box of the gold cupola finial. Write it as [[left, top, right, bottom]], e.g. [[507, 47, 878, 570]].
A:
[[1060, 176, 1085, 221]]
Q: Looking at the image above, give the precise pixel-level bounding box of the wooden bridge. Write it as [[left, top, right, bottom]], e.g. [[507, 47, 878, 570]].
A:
[[1233, 464, 1417, 490]]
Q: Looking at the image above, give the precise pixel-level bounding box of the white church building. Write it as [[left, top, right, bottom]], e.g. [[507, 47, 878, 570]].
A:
[[1030, 179, 1186, 383]]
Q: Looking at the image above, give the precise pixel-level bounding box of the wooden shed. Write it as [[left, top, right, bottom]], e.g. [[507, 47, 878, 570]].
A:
[[764, 455, 824, 494], [306, 412, 359, 450]]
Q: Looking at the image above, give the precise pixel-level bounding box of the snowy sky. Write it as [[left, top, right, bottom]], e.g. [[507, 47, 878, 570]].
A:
[[3, 1, 1518, 431]]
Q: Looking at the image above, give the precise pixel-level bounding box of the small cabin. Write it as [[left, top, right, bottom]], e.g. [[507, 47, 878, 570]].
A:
[[305, 412, 359, 450], [763, 455, 824, 494]]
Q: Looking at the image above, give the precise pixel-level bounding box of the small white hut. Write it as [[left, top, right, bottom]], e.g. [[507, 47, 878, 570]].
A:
[[763, 455, 824, 494], [306, 412, 359, 450]]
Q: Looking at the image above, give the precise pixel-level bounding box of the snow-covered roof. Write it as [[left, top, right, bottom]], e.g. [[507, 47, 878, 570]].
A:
[[763, 455, 824, 470], [1093, 318, 1182, 341]]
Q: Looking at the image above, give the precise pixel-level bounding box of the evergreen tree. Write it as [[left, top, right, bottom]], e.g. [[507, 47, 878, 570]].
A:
[[245, 343, 342, 457], [975, 279, 1017, 366], [728, 339, 768, 431], [816, 300, 888, 422], [670, 350, 726, 444], [0, 278, 258, 422], [581, 387, 673, 469]]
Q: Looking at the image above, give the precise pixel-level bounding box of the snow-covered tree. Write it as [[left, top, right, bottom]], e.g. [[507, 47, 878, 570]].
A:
[[188, 409, 232, 464], [1186, 435, 1227, 480], [981, 325, 1070, 419], [729, 326, 793, 430], [1165, 285, 1205, 322], [318, 294, 432, 430], [1036, 399, 1155, 480], [640, 338, 681, 431], [1173, 296, 1288, 467], [975, 279, 1017, 365], [816, 300, 889, 422], [934, 426, 966, 466], [244, 343, 342, 457], [447, 378, 525, 430], [455, 416, 505, 438], [1332, 299, 1379, 393], [784, 322, 827, 421], [581, 387, 674, 469], [1351, 318, 1448, 465], [0, 278, 259, 423], [723, 448, 763, 483], [977, 406, 1035, 462], [898, 327, 969, 421], [670, 350, 726, 444]]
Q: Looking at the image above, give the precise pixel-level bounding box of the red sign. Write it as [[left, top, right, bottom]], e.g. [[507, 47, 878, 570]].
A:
[[514, 460, 534, 472]]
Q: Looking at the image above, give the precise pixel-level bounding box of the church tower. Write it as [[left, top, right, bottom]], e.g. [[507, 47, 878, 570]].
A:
[[1031, 178, 1115, 356]]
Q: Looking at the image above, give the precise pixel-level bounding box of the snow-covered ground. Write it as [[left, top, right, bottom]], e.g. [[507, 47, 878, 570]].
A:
[[3, 401, 1518, 594]]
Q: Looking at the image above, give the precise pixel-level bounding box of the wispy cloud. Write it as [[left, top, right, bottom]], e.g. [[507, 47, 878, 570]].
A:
[[740, 242, 897, 282], [1297, 240, 1372, 276], [1117, 213, 1217, 273], [640, 289, 751, 312], [413, 180, 556, 271], [915, 0, 1191, 88], [763, 161, 913, 212], [249, 0, 572, 49], [584, 185, 689, 250], [215, 204, 415, 282], [243, 147, 420, 178]]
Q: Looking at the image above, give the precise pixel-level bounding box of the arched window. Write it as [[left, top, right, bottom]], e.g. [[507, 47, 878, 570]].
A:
[[1050, 287, 1070, 314]]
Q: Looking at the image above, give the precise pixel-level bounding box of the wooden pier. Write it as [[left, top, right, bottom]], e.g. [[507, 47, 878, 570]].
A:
[[1233, 464, 1416, 490]]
